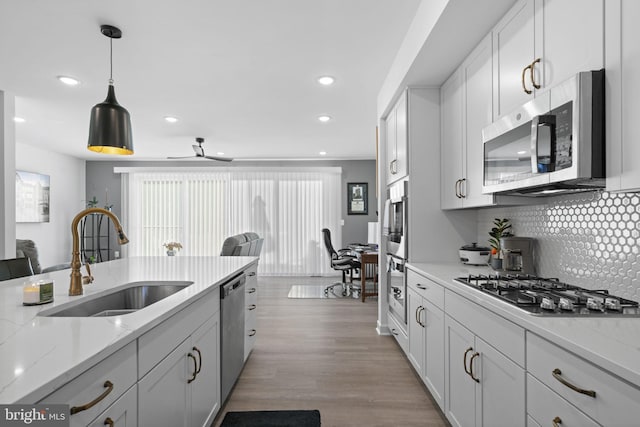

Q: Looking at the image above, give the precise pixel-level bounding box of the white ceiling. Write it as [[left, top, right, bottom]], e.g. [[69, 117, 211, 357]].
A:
[[0, 0, 421, 161]]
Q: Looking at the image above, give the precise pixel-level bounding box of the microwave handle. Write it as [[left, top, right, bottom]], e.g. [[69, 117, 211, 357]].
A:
[[382, 199, 391, 236], [531, 114, 556, 174]]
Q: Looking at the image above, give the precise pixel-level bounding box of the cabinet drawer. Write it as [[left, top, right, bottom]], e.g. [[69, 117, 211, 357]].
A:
[[407, 268, 444, 310], [388, 311, 408, 354], [39, 341, 137, 427], [527, 332, 640, 426], [445, 290, 524, 366], [138, 289, 219, 378], [87, 384, 137, 427], [527, 374, 599, 427]]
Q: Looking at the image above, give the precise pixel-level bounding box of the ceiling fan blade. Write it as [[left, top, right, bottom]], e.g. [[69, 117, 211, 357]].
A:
[[203, 155, 233, 162]]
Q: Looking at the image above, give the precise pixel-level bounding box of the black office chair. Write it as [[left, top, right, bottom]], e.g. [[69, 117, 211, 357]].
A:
[[0, 257, 34, 281], [322, 228, 361, 297]]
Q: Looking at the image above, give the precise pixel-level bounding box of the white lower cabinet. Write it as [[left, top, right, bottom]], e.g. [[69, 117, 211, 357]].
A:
[[138, 315, 220, 427], [88, 385, 137, 427], [444, 316, 525, 427], [244, 267, 258, 361]]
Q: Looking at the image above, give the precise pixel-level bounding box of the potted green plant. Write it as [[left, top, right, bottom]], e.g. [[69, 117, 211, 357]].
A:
[[488, 218, 513, 270]]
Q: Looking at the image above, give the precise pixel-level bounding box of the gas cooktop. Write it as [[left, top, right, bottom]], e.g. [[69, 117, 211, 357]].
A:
[[455, 274, 640, 317]]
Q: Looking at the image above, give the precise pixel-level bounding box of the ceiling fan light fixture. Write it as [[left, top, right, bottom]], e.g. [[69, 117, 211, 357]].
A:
[[87, 24, 133, 155]]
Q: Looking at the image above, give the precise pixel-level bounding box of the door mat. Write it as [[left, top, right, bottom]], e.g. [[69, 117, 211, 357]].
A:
[[219, 409, 321, 427], [287, 284, 360, 299]]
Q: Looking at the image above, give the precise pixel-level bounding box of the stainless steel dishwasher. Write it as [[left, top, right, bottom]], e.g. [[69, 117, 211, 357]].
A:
[[220, 272, 246, 404]]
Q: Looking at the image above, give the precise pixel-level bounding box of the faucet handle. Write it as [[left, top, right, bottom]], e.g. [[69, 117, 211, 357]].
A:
[[82, 263, 94, 285]]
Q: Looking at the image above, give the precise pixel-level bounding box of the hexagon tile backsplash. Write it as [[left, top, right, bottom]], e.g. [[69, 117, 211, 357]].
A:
[[477, 190, 640, 302]]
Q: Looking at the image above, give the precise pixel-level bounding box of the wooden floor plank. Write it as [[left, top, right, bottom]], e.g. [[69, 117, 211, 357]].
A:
[[214, 276, 449, 427]]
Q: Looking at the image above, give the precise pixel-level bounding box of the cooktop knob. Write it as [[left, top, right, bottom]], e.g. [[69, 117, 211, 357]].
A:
[[605, 297, 622, 311], [587, 297, 604, 311], [558, 298, 574, 311], [540, 297, 556, 311]]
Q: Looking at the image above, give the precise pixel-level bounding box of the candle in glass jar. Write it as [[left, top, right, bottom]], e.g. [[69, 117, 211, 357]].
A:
[[23, 284, 41, 305]]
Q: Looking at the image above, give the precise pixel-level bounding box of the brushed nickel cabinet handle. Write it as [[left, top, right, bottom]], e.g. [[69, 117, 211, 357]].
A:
[[552, 368, 596, 397], [469, 352, 480, 383], [455, 179, 462, 198], [247, 271, 256, 277], [552, 416, 562, 427], [248, 287, 257, 293], [415, 306, 421, 326], [463, 347, 473, 377], [522, 63, 533, 94], [187, 353, 198, 383], [249, 329, 257, 337], [104, 417, 114, 427], [193, 346, 202, 374], [416, 284, 428, 290], [391, 329, 399, 336], [460, 178, 466, 198], [530, 58, 541, 89], [420, 307, 426, 328], [70, 380, 114, 415], [248, 304, 257, 310]]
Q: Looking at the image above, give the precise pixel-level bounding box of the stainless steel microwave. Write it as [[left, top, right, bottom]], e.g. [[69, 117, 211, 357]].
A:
[[481, 69, 604, 196]]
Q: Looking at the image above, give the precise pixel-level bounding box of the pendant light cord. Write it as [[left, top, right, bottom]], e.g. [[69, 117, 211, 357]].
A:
[[109, 37, 113, 85]]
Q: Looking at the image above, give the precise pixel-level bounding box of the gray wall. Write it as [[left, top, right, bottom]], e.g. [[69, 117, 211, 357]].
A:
[[86, 159, 377, 254]]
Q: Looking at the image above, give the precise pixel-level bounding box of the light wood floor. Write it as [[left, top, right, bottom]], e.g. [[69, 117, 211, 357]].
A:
[[213, 276, 449, 427]]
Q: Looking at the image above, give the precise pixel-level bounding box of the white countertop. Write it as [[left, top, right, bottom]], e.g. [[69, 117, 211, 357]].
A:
[[407, 262, 640, 388], [0, 256, 257, 404]]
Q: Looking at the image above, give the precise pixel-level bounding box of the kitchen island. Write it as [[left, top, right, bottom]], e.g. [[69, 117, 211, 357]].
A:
[[0, 256, 257, 420]]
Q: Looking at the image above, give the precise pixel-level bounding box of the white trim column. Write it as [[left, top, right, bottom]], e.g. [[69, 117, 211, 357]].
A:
[[0, 90, 16, 259]]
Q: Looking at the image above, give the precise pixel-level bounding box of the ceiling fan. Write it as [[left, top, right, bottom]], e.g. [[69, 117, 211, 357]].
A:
[[168, 137, 233, 162]]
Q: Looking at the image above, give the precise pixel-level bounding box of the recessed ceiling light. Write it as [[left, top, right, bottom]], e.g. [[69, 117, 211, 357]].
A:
[[217, 152, 225, 156], [319, 151, 327, 156], [317, 76, 335, 86], [318, 115, 332, 122], [57, 75, 80, 86], [517, 150, 527, 155], [13, 117, 25, 123], [164, 116, 179, 123]]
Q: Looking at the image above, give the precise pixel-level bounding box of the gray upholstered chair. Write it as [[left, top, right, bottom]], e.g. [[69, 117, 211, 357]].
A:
[[16, 239, 71, 274], [220, 233, 263, 256]]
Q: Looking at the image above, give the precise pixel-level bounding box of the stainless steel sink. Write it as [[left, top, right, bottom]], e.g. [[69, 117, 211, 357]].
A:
[[40, 281, 193, 317]]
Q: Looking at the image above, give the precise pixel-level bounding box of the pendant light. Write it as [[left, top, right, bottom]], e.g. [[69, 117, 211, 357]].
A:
[[87, 25, 133, 155]]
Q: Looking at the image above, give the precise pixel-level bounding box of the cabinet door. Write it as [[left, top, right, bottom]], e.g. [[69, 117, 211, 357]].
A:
[[138, 339, 191, 427], [445, 316, 476, 427], [474, 337, 525, 427], [190, 316, 220, 427], [88, 385, 137, 427], [423, 300, 445, 410], [462, 33, 495, 208], [440, 69, 464, 210], [536, 0, 603, 92], [493, 0, 536, 119], [245, 270, 258, 361], [406, 287, 424, 376], [606, 0, 640, 192], [394, 90, 408, 181], [385, 106, 397, 184]]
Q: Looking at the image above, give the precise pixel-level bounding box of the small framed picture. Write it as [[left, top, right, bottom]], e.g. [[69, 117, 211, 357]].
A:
[[347, 182, 368, 215]]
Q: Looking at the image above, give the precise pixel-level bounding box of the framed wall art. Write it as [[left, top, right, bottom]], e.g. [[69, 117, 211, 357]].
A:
[[16, 170, 50, 223], [347, 182, 368, 215]]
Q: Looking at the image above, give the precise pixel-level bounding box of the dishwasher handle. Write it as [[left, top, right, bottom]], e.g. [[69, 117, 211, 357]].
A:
[[221, 273, 246, 299]]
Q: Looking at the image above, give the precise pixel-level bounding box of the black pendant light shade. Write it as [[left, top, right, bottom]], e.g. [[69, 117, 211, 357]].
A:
[[87, 25, 134, 155]]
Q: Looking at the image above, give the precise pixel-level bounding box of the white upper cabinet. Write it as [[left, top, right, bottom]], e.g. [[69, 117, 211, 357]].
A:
[[441, 34, 495, 209], [606, 0, 640, 192], [386, 90, 408, 185], [493, 0, 604, 120]]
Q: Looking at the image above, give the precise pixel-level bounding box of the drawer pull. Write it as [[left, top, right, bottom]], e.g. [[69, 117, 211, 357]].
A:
[[416, 284, 428, 290], [463, 347, 473, 377], [248, 288, 257, 294], [552, 368, 596, 398], [188, 353, 198, 383], [469, 352, 480, 383], [391, 329, 399, 336], [552, 416, 562, 427], [247, 271, 256, 277], [249, 329, 257, 337], [104, 417, 114, 427], [193, 346, 202, 374], [70, 380, 114, 415], [248, 304, 257, 310]]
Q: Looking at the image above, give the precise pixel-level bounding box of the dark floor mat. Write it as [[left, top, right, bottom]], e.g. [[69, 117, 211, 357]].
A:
[[219, 410, 321, 427]]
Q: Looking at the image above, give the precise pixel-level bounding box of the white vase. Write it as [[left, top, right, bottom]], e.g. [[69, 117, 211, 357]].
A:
[[166, 250, 176, 256]]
